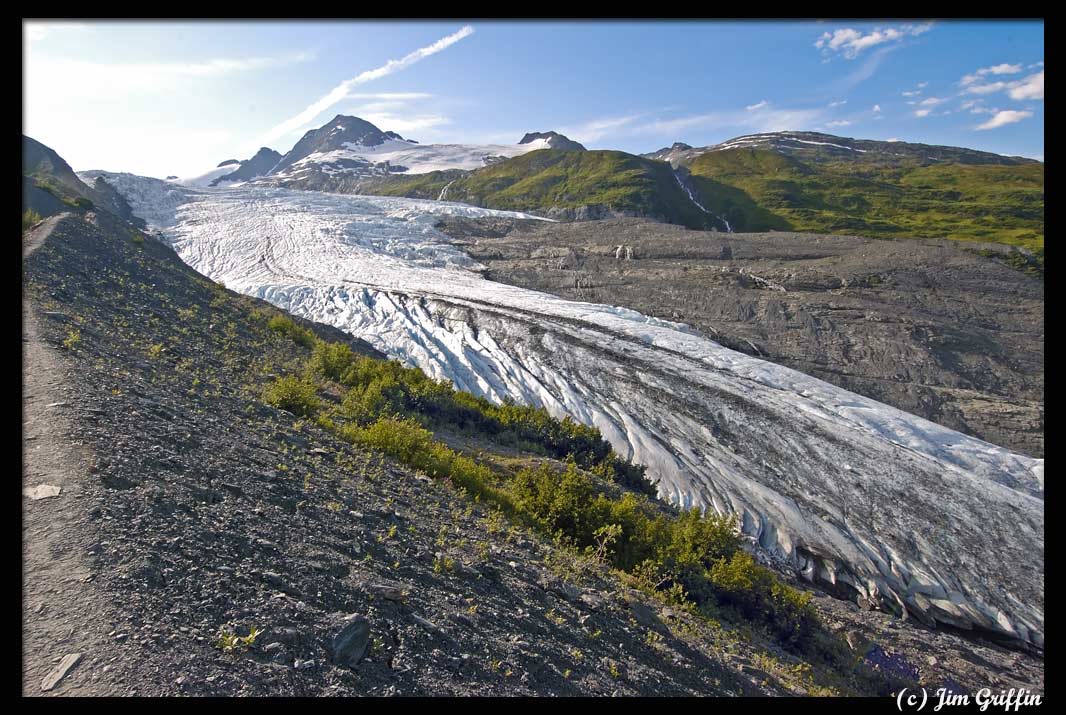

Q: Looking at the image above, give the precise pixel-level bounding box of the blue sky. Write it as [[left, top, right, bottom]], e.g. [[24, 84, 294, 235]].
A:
[[24, 20, 1044, 178]]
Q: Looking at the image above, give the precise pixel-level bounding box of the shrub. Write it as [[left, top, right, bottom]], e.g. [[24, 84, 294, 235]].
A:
[[263, 375, 320, 416], [266, 314, 315, 348], [22, 209, 42, 232], [709, 551, 818, 648], [62, 328, 81, 351], [308, 340, 356, 381]]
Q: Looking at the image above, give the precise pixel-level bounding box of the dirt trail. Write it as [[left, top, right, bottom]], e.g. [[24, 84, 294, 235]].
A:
[[22, 215, 122, 696]]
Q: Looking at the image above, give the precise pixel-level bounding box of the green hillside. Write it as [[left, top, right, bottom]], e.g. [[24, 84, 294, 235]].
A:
[[684, 148, 1044, 251], [363, 150, 718, 229]]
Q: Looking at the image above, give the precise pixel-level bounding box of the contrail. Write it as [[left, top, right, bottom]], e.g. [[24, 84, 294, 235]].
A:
[[259, 25, 474, 146]]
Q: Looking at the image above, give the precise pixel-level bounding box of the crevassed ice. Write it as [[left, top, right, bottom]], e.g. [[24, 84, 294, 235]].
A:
[[81, 172, 1045, 649]]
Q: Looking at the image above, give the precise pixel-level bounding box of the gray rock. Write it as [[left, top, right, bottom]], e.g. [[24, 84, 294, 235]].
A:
[[331, 617, 371, 668], [24, 484, 62, 500], [41, 653, 82, 691]]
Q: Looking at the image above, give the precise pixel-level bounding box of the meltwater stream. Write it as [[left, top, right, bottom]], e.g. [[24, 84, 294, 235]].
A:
[[84, 172, 1044, 648]]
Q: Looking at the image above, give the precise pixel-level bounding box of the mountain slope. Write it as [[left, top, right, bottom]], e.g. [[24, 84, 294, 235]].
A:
[[682, 145, 1044, 250], [647, 131, 1041, 167], [23, 207, 901, 697], [640, 132, 1044, 250], [213, 147, 283, 185], [23, 135, 144, 227], [26, 204, 1043, 694], [356, 149, 720, 228]]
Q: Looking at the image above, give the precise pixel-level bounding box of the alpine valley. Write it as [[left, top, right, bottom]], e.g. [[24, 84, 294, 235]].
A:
[[22, 110, 1043, 697]]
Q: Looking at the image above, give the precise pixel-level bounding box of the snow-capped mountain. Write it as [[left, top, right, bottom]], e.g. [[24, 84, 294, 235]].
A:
[[645, 131, 1040, 167], [223, 115, 581, 186], [519, 131, 586, 151], [269, 115, 407, 176], [170, 147, 283, 188]]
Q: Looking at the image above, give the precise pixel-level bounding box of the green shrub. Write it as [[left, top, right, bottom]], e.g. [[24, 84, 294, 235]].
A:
[[309, 340, 357, 381], [342, 417, 505, 505], [263, 375, 320, 416], [258, 337, 820, 650], [22, 209, 42, 232], [709, 551, 818, 648], [266, 314, 315, 348]]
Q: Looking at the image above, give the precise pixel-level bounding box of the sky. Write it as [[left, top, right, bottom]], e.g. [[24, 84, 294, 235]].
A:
[[24, 20, 1044, 178]]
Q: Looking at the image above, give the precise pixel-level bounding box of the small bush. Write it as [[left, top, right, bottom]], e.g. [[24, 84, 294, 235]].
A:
[[22, 209, 42, 232], [62, 328, 81, 351], [266, 314, 315, 348], [309, 340, 357, 382], [263, 375, 320, 416]]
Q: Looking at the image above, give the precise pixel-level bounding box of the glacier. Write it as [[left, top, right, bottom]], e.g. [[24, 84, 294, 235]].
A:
[[80, 171, 1045, 649]]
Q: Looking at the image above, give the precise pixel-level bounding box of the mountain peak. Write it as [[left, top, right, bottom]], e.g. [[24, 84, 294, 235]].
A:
[[519, 131, 586, 151], [271, 116, 408, 175]]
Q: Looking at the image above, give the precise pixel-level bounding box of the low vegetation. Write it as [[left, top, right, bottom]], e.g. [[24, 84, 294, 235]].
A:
[[23, 208, 42, 232], [685, 148, 1044, 250], [358, 150, 719, 229], [260, 327, 822, 651]]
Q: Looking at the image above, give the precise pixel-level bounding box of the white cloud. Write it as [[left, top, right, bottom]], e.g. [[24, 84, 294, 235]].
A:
[[961, 63, 1024, 86], [815, 22, 933, 59], [975, 109, 1033, 130], [902, 90, 921, 97], [1008, 70, 1043, 100], [964, 81, 1009, 95], [914, 108, 932, 118], [259, 25, 474, 145], [826, 119, 852, 127], [872, 104, 882, 112], [828, 99, 848, 107], [961, 68, 1043, 101], [886, 137, 902, 142], [745, 99, 770, 111], [918, 96, 944, 106], [916, 81, 928, 88]]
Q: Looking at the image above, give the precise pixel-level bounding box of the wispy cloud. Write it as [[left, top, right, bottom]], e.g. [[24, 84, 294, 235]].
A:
[[975, 109, 1033, 130], [872, 104, 882, 112], [815, 22, 932, 59], [960, 63, 1024, 86], [826, 119, 852, 127], [343, 112, 450, 136], [558, 113, 647, 143], [831, 45, 900, 93], [1008, 70, 1043, 100], [561, 104, 827, 146], [24, 21, 92, 44], [745, 99, 769, 111], [828, 99, 847, 107], [259, 25, 474, 145], [914, 108, 932, 118], [960, 67, 1043, 100], [25, 51, 314, 98], [342, 92, 435, 101]]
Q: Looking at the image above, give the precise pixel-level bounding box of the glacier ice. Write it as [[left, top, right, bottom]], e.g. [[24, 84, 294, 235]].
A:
[[80, 172, 1044, 649]]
